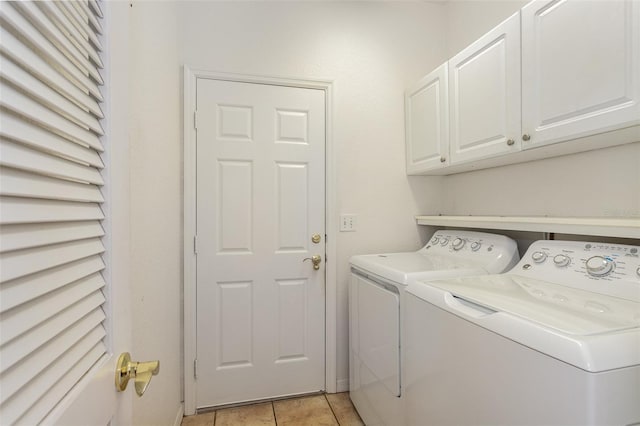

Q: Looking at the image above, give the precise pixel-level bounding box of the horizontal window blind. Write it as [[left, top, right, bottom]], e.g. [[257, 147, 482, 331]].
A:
[[0, 1, 107, 424]]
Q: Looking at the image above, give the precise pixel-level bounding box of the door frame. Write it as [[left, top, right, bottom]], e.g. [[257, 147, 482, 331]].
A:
[[182, 67, 336, 415]]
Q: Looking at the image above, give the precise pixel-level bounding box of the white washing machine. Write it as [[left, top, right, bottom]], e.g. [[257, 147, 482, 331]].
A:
[[404, 240, 640, 425], [349, 230, 519, 426]]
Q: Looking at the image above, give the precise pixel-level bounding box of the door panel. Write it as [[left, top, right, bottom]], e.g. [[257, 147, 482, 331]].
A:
[[196, 79, 326, 407], [405, 63, 449, 173], [449, 12, 521, 164], [521, 0, 640, 147]]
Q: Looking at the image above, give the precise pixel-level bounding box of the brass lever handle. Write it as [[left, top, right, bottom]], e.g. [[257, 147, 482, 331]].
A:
[[115, 352, 160, 397], [303, 254, 322, 270]]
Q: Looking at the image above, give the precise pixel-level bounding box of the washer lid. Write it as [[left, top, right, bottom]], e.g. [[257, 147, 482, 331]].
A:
[[350, 252, 486, 285], [429, 274, 640, 336], [409, 275, 640, 372]]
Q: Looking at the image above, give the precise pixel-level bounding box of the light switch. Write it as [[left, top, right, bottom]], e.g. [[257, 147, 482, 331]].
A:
[[340, 214, 357, 232]]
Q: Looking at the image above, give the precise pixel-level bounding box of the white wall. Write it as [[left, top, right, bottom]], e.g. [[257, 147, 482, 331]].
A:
[[177, 0, 446, 394], [126, 3, 639, 424], [444, 0, 528, 58], [129, 2, 183, 425], [127, 1, 446, 423], [441, 1, 640, 218]]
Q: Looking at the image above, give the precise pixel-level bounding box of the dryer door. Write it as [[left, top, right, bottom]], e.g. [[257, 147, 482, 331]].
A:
[[356, 273, 400, 397]]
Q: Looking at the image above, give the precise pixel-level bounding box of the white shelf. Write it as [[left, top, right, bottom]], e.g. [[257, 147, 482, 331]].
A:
[[415, 216, 640, 239]]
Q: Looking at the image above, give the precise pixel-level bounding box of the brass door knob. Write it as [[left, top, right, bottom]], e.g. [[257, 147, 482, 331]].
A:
[[303, 255, 322, 270], [115, 352, 160, 397]]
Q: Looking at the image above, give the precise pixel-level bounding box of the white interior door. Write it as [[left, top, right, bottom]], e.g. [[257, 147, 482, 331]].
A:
[[0, 1, 133, 425], [195, 78, 326, 408]]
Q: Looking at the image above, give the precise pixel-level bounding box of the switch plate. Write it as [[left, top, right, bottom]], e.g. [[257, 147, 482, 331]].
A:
[[340, 214, 357, 232]]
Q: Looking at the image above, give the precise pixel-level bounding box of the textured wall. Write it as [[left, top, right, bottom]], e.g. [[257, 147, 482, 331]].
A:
[[129, 2, 183, 425]]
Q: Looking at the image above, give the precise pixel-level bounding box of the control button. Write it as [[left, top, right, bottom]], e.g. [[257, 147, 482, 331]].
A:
[[440, 238, 449, 246], [553, 254, 571, 267], [586, 256, 615, 277], [431, 236, 440, 244], [452, 238, 465, 251], [531, 251, 547, 263], [470, 242, 481, 251], [631, 248, 638, 254]]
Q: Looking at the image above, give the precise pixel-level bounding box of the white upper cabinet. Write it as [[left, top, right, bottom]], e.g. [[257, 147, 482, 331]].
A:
[[405, 63, 449, 174], [521, 0, 640, 148], [405, 0, 639, 175], [449, 12, 521, 165]]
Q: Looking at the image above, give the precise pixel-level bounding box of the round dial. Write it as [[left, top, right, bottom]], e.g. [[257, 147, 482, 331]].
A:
[[531, 251, 547, 263], [553, 254, 571, 267], [452, 238, 465, 251], [636, 266, 640, 278], [586, 256, 615, 277], [470, 242, 481, 251], [440, 238, 449, 246], [431, 236, 439, 245]]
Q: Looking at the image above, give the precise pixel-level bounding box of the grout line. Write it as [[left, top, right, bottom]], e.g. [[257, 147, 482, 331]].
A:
[[324, 394, 341, 425], [272, 401, 278, 426], [212, 410, 216, 426]]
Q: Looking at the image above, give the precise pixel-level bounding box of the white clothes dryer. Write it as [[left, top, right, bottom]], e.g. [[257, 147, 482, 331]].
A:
[[349, 230, 519, 426], [404, 240, 640, 425]]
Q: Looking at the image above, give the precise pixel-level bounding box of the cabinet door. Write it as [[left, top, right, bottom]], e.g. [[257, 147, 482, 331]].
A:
[[522, 0, 640, 148], [449, 12, 521, 165], [405, 63, 449, 174]]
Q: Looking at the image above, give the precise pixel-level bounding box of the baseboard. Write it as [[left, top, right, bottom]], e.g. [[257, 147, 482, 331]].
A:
[[173, 403, 185, 426], [336, 378, 349, 393]]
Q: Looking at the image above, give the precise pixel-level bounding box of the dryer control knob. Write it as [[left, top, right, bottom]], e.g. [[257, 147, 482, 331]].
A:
[[586, 256, 615, 277], [440, 238, 449, 246], [636, 266, 640, 278], [431, 236, 440, 244], [452, 238, 465, 250], [470, 242, 482, 251], [531, 251, 547, 263], [553, 254, 571, 267]]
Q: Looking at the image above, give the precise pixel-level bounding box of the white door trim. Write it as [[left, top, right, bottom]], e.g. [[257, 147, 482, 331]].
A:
[[183, 67, 336, 415]]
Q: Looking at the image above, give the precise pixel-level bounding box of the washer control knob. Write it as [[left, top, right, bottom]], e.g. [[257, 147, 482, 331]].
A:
[[470, 242, 482, 251], [531, 251, 547, 263], [586, 256, 615, 277], [553, 254, 571, 267], [440, 238, 449, 246], [431, 236, 440, 244], [636, 266, 640, 278], [452, 238, 465, 251]]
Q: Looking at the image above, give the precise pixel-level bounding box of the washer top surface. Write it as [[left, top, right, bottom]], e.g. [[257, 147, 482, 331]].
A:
[[427, 274, 640, 336], [350, 230, 519, 286], [408, 239, 640, 372]]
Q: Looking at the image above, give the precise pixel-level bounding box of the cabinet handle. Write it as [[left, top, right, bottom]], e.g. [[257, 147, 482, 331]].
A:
[[440, 156, 446, 163], [522, 134, 531, 141], [506, 139, 515, 146]]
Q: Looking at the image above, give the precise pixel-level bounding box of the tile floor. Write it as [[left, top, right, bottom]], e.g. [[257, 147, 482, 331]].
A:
[[181, 393, 364, 426]]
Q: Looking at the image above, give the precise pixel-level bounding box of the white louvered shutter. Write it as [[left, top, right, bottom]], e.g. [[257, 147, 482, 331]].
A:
[[0, 1, 108, 424]]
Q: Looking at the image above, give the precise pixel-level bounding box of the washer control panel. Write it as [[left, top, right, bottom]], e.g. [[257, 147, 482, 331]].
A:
[[516, 240, 640, 302], [422, 230, 519, 274]]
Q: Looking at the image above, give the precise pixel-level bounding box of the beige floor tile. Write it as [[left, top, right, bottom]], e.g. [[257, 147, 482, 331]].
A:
[[273, 395, 339, 426], [181, 411, 215, 426], [214, 402, 275, 426], [326, 393, 364, 426]]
